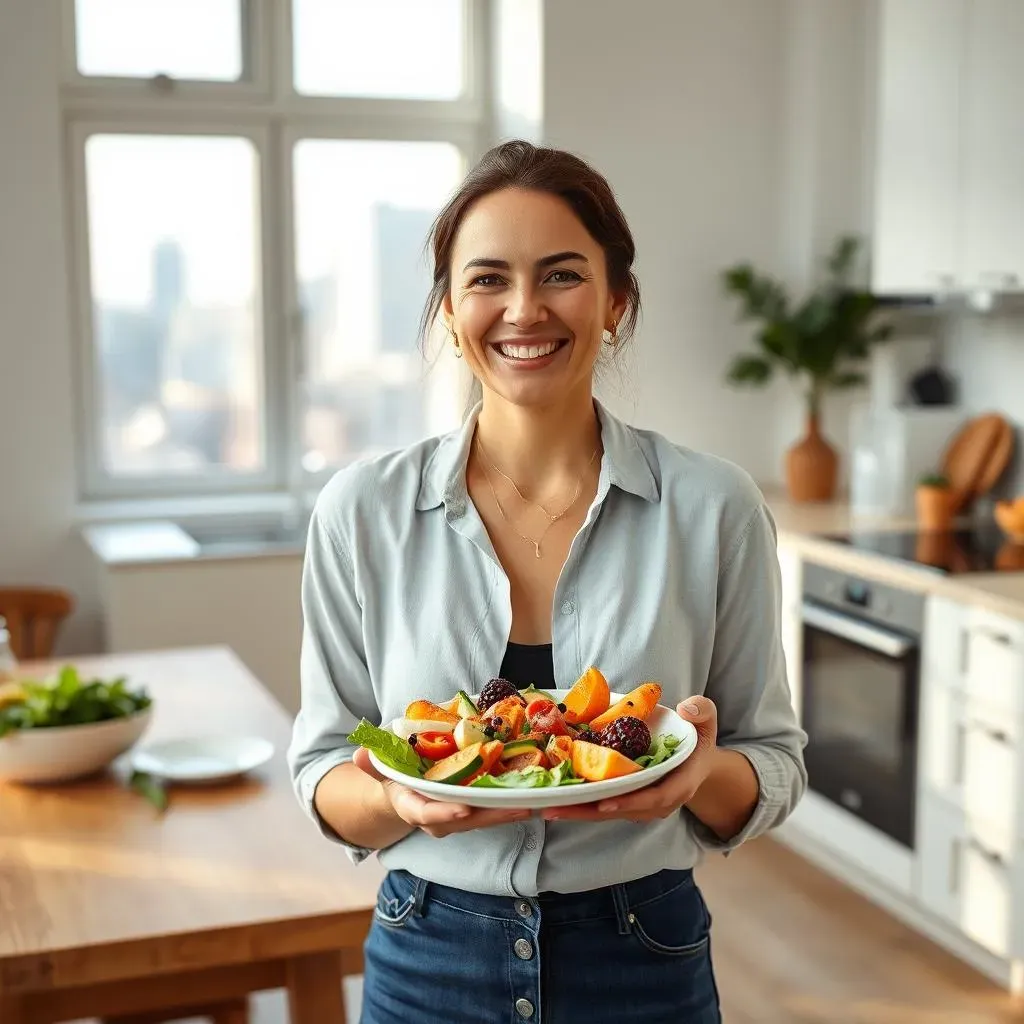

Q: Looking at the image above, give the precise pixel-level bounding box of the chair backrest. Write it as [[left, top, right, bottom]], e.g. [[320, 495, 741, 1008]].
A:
[[0, 587, 75, 660]]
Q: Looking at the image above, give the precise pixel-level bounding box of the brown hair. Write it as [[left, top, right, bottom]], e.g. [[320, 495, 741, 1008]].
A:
[[418, 139, 641, 350]]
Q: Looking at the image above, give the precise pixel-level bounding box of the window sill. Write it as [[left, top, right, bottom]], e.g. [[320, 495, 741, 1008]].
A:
[[75, 491, 314, 567]]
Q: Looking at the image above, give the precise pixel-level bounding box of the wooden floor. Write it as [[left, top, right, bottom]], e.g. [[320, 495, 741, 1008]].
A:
[[698, 837, 1024, 1023], [76, 836, 1023, 1023]]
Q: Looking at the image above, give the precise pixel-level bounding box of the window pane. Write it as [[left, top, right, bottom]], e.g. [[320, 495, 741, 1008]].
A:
[[293, 140, 464, 470], [293, 0, 464, 99], [75, 0, 242, 81], [85, 135, 263, 478]]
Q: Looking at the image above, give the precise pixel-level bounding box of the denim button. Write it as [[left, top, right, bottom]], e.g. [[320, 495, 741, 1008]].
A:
[[515, 900, 532, 918], [560, 599, 574, 615], [514, 938, 534, 960], [515, 998, 535, 1018]]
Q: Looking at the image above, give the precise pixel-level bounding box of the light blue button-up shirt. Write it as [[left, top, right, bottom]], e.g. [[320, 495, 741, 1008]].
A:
[[287, 400, 807, 896]]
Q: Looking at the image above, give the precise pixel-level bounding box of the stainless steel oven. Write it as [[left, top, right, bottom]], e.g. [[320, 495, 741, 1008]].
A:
[[800, 562, 924, 849]]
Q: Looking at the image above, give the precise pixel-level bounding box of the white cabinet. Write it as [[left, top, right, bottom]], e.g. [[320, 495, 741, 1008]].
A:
[[871, 0, 1024, 295], [872, 0, 965, 295], [961, 0, 1024, 291], [917, 595, 1024, 959]]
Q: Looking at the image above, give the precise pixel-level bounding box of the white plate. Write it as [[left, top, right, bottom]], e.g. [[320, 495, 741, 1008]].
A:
[[367, 689, 698, 809], [130, 735, 274, 783]]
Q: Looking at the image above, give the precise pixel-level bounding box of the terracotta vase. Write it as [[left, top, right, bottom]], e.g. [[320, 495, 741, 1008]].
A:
[[916, 484, 953, 531], [785, 412, 838, 503]]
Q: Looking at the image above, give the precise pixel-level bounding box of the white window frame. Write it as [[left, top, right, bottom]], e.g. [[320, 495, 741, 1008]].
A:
[[62, 0, 489, 504]]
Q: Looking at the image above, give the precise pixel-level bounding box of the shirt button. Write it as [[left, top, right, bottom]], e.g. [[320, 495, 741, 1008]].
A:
[[524, 835, 538, 851], [560, 599, 575, 615], [515, 900, 532, 918], [514, 938, 534, 960], [516, 998, 535, 1018]]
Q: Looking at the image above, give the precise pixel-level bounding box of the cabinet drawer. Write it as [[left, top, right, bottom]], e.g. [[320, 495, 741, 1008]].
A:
[[963, 608, 1024, 726], [917, 793, 1019, 958], [962, 721, 1017, 860]]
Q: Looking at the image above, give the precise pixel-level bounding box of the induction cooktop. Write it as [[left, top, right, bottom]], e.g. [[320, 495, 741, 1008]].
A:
[[823, 522, 1024, 575]]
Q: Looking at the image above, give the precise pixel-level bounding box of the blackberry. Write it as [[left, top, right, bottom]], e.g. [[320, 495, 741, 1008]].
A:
[[597, 716, 651, 761], [479, 677, 520, 710]]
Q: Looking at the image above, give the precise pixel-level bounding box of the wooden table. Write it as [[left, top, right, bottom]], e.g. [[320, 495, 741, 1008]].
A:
[[0, 646, 384, 1023]]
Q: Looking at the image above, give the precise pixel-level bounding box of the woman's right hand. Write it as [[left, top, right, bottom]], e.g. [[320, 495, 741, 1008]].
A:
[[353, 747, 532, 838]]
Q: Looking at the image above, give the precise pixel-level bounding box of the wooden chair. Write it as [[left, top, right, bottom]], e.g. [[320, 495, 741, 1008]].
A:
[[0, 586, 75, 659]]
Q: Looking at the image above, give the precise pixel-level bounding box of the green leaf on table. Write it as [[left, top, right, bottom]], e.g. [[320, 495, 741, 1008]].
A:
[[130, 770, 168, 812]]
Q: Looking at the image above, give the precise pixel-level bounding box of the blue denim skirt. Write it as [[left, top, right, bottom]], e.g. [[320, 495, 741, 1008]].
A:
[[361, 867, 721, 1024]]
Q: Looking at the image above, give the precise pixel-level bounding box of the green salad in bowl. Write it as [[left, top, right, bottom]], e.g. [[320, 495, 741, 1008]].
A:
[[0, 665, 154, 783]]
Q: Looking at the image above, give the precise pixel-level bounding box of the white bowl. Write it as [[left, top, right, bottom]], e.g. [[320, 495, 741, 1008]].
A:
[[368, 689, 698, 809], [0, 707, 153, 783]]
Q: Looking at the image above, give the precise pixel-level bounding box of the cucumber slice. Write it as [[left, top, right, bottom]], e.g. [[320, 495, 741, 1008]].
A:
[[423, 742, 484, 784], [501, 737, 542, 759], [520, 683, 556, 702], [455, 690, 479, 718]]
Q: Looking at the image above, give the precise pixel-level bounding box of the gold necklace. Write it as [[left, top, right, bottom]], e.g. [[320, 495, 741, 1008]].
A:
[[476, 438, 599, 558], [477, 437, 599, 523]]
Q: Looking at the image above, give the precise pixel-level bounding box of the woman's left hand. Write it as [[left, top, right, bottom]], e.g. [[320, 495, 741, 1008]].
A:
[[542, 696, 719, 823]]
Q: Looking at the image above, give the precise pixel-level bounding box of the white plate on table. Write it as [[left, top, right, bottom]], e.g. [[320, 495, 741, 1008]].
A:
[[130, 735, 274, 783], [368, 689, 698, 809]]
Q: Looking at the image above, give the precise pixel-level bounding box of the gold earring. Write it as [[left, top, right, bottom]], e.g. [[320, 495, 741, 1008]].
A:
[[604, 321, 619, 346], [449, 323, 463, 358]]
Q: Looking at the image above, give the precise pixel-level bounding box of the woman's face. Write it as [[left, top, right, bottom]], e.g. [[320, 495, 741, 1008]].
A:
[[444, 187, 625, 408]]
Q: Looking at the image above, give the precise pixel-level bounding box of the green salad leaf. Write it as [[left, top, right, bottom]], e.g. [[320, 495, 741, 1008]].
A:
[[0, 665, 151, 738], [469, 758, 586, 789], [349, 719, 426, 777], [635, 733, 682, 768]]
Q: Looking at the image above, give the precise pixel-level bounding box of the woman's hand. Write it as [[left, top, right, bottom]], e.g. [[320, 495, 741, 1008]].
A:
[[541, 697, 720, 823], [353, 747, 532, 839]]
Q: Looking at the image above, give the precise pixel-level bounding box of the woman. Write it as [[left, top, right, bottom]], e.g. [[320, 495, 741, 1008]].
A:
[[288, 139, 807, 1023]]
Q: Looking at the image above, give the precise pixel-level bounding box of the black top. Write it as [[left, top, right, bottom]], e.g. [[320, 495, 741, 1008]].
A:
[[499, 642, 556, 691]]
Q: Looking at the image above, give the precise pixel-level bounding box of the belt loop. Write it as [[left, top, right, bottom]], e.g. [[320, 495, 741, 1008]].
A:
[[611, 884, 632, 935], [412, 875, 430, 917]]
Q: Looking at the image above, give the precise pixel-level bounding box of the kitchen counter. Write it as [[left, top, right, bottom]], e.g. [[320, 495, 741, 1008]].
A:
[[763, 487, 1024, 622]]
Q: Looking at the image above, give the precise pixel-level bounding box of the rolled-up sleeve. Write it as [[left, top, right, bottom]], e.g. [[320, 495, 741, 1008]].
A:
[[286, 495, 380, 861], [689, 501, 808, 853]]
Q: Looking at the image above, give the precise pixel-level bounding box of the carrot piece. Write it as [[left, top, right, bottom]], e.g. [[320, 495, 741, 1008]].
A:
[[405, 699, 461, 725], [588, 682, 662, 732], [463, 740, 506, 785], [571, 739, 642, 781], [562, 666, 611, 724]]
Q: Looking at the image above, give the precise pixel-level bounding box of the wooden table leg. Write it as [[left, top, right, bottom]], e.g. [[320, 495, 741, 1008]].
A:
[[0, 996, 26, 1023], [285, 951, 346, 1024]]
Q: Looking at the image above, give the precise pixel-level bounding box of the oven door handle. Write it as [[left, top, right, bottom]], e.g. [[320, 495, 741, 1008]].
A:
[[801, 601, 915, 658]]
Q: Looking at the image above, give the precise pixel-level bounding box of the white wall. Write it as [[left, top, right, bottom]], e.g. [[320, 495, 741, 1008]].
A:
[[0, 2, 101, 654], [539, 0, 789, 483]]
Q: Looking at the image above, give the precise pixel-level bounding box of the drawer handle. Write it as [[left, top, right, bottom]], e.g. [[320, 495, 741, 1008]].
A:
[[967, 838, 1006, 869], [972, 626, 1013, 647], [967, 719, 1011, 745]]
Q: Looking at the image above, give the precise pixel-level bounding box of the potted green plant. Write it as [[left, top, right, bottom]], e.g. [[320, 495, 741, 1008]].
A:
[[916, 471, 953, 531], [720, 235, 892, 502]]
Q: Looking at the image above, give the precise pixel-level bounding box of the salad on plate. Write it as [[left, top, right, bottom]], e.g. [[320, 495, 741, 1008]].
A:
[[350, 667, 684, 792]]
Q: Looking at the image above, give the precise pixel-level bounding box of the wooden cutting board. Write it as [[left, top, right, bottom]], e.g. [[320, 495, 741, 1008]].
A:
[[941, 413, 1015, 511]]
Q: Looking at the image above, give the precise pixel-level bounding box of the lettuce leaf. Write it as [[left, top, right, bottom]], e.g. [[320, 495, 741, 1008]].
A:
[[469, 759, 586, 789], [349, 719, 425, 778], [635, 733, 682, 768]]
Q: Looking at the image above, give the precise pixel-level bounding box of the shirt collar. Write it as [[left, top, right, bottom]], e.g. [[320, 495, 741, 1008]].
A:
[[415, 398, 659, 512]]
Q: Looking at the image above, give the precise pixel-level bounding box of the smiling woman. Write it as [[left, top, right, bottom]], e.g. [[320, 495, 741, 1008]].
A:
[[288, 140, 807, 1024]]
